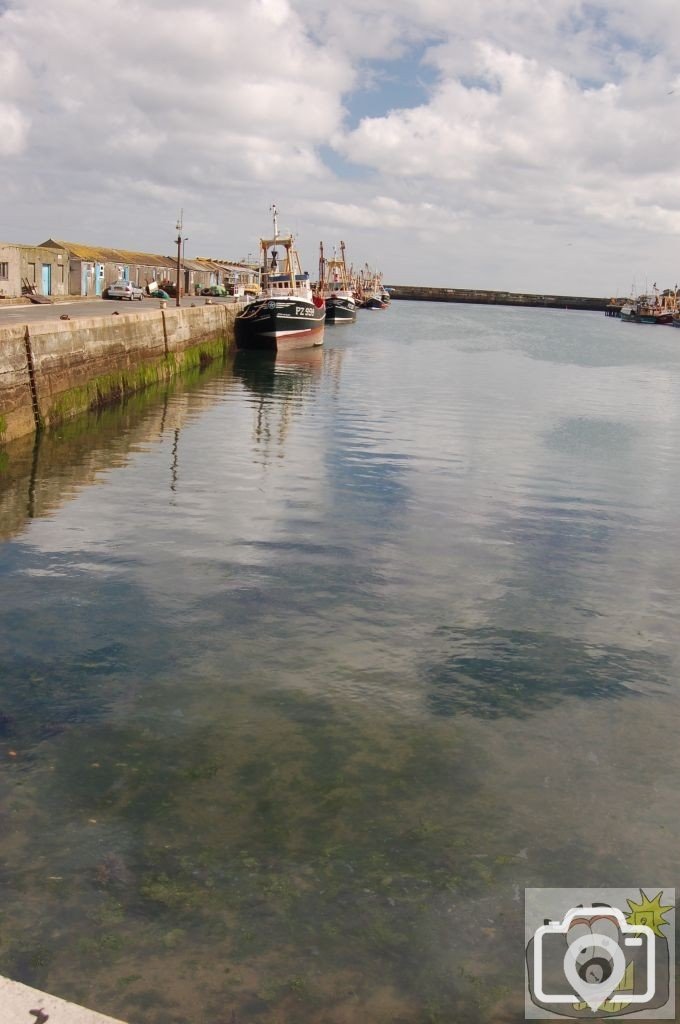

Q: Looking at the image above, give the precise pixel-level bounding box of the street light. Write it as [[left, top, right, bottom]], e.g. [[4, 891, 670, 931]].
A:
[[182, 237, 188, 296], [175, 211, 183, 307]]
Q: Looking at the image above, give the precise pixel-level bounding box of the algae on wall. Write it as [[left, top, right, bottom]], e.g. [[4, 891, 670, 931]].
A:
[[0, 304, 241, 444], [46, 336, 228, 427]]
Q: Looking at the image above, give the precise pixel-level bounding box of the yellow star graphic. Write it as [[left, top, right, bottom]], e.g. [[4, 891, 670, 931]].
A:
[[626, 890, 673, 937]]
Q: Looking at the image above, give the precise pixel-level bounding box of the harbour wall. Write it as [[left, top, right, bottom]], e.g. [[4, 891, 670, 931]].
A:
[[0, 303, 241, 444], [387, 285, 609, 312]]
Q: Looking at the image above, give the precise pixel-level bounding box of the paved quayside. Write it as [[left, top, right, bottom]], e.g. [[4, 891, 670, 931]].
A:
[[1, 974, 127, 1023]]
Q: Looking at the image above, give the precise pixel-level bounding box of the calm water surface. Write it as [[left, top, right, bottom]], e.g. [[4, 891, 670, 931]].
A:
[[1, 302, 679, 1023]]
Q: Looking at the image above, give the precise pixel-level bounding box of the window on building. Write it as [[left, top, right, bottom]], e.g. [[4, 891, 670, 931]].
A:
[[28, 262, 36, 282], [0, 262, 8, 280]]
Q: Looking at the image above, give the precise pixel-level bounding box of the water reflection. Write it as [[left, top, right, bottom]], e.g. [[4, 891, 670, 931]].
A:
[[1, 305, 680, 1023], [0, 360, 233, 543], [233, 348, 324, 458]]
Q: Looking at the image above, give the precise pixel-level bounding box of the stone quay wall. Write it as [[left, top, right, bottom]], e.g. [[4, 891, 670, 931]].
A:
[[0, 303, 241, 444], [387, 285, 609, 312]]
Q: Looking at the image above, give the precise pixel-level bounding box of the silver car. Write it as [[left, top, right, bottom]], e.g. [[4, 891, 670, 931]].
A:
[[106, 279, 144, 301]]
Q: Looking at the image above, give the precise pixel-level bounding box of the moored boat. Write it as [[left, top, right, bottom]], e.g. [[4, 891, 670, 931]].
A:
[[357, 264, 387, 309], [619, 287, 677, 325], [317, 241, 357, 325], [235, 206, 325, 352], [637, 308, 674, 325]]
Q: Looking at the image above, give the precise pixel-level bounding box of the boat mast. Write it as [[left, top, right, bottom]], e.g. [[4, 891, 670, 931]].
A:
[[319, 242, 325, 292], [271, 203, 279, 240]]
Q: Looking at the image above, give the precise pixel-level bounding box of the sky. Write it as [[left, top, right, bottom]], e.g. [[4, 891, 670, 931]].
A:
[[2, 0, 680, 294]]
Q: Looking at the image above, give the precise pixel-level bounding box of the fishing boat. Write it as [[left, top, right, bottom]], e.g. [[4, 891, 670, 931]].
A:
[[619, 302, 637, 322], [235, 206, 325, 352], [317, 241, 357, 325], [357, 264, 387, 309], [619, 287, 677, 325]]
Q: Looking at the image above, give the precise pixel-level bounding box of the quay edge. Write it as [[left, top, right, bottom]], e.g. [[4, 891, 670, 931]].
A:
[[0, 303, 244, 445], [386, 285, 611, 312]]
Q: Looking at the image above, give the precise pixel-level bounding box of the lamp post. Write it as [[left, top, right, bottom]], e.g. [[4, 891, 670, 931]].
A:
[[175, 212, 183, 307]]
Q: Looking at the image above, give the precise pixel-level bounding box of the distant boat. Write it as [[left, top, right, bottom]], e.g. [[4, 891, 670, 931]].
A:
[[317, 241, 356, 325], [619, 289, 676, 325], [356, 264, 387, 309], [235, 205, 325, 352]]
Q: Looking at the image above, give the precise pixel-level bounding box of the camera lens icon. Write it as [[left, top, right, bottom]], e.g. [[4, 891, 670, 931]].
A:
[[563, 930, 627, 1011], [567, 915, 622, 986], [532, 907, 656, 1013]]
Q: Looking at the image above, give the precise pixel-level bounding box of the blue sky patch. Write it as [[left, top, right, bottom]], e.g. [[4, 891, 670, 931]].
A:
[[318, 145, 367, 180], [344, 46, 439, 128]]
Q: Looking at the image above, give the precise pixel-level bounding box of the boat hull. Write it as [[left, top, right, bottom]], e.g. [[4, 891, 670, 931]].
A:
[[360, 296, 387, 310], [637, 312, 673, 325], [325, 296, 357, 324], [235, 298, 325, 352]]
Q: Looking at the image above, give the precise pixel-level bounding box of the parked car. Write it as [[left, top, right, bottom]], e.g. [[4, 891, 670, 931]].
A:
[[201, 285, 227, 297], [106, 280, 144, 301]]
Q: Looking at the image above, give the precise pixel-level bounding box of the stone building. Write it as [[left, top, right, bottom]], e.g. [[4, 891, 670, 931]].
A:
[[0, 242, 70, 299], [40, 239, 178, 297], [195, 258, 260, 296]]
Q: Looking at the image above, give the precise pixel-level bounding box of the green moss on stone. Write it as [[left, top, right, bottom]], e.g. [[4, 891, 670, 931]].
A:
[[46, 336, 229, 428]]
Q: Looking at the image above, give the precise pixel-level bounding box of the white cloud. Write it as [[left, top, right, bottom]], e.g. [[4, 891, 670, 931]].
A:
[[2, 0, 680, 290], [0, 102, 27, 155]]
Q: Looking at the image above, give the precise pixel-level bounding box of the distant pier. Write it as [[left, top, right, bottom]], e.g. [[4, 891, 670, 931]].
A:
[[386, 285, 611, 313]]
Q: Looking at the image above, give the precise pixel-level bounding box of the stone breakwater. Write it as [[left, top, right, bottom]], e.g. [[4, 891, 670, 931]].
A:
[[387, 285, 609, 312], [0, 303, 242, 444]]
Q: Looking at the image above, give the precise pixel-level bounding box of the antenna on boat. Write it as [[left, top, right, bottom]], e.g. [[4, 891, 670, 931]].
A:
[[271, 203, 279, 240]]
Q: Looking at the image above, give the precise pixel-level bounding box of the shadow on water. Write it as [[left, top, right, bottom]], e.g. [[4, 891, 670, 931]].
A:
[[424, 625, 669, 719], [543, 417, 640, 458]]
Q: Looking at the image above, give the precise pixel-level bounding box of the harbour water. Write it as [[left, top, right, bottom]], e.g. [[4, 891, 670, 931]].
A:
[[1, 301, 679, 1023]]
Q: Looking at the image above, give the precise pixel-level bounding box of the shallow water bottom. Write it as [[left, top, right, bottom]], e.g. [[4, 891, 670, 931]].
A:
[[1, 304, 679, 1021]]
